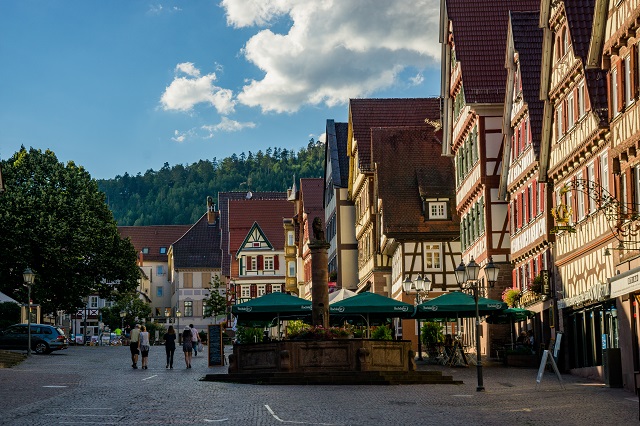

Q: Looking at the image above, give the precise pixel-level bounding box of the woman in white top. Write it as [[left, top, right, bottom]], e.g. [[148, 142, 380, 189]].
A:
[[139, 325, 151, 370]]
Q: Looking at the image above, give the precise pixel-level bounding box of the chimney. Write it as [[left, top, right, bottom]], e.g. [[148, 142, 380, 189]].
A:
[[207, 196, 218, 224]]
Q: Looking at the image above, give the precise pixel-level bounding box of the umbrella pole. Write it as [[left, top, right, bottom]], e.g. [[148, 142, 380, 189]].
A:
[[367, 313, 370, 338]]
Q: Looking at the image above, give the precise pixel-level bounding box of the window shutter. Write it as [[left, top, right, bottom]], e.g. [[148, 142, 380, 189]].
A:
[[266, 284, 272, 293], [520, 121, 526, 152], [517, 195, 522, 228], [274, 255, 279, 270], [540, 183, 545, 213], [617, 59, 624, 112], [631, 44, 638, 98], [257, 255, 264, 270], [512, 269, 518, 289], [250, 284, 257, 298], [562, 99, 568, 133], [607, 71, 613, 121], [532, 180, 538, 215], [573, 88, 579, 123]]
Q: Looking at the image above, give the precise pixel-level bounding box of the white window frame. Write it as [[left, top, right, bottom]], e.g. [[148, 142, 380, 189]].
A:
[[568, 93, 575, 128], [587, 162, 596, 213], [240, 285, 250, 298], [287, 231, 295, 246], [428, 201, 447, 219], [257, 285, 266, 297], [264, 256, 274, 271], [576, 172, 585, 220], [184, 301, 193, 317], [288, 261, 296, 277], [89, 296, 98, 309], [624, 55, 632, 107], [424, 243, 442, 270], [578, 82, 586, 118], [251, 256, 257, 271], [556, 103, 564, 140], [601, 152, 609, 194]]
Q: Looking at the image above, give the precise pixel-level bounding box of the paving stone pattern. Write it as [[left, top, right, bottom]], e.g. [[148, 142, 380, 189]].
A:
[[0, 345, 637, 425]]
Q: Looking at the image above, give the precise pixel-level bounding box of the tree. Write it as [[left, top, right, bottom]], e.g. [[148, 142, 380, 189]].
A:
[[0, 147, 141, 315], [0, 302, 20, 330], [203, 275, 227, 323]]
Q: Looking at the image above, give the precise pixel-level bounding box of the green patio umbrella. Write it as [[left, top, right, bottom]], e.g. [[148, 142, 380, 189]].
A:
[[414, 291, 506, 319], [329, 292, 414, 336], [231, 292, 312, 326], [485, 307, 535, 346]]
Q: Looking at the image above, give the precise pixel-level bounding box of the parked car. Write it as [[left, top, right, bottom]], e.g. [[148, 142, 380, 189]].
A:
[[0, 324, 69, 354]]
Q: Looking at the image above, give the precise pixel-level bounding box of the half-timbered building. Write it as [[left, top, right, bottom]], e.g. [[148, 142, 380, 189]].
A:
[[539, 0, 615, 377], [372, 125, 461, 352], [499, 11, 556, 348], [324, 119, 358, 291], [347, 98, 441, 295], [440, 0, 538, 357], [587, 0, 640, 390]]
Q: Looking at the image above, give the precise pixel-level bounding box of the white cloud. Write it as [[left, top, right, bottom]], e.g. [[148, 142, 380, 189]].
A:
[[201, 117, 256, 138], [160, 63, 236, 114], [171, 129, 187, 143], [410, 73, 425, 86], [148, 4, 163, 14], [221, 0, 440, 113]]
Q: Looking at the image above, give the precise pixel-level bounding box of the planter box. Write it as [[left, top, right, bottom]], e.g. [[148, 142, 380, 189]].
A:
[[228, 339, 413, 374]]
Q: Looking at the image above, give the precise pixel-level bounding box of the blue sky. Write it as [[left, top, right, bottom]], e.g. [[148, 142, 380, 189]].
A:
[[0, 1, 442, 180]]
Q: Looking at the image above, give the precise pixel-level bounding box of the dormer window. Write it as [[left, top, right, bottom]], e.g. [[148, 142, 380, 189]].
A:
[[142, 247, 149, 254], [427, 200, 448, 220], [159, 247, 167, 254]]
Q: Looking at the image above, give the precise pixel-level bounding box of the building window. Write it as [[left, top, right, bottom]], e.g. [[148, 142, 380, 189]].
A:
[[159, 247, 167, 254], [288, 261, 296, 277], [89, 296, 98, 309], [288, 231, 295, 246], [156, 286, 163, 297], [257, 285, 266, 297], [612, 67, 619, 116], [272, 284, 282, 293], [183, 273, 193, 288], [567, 93, 574, 128], [424, 244, 442, 270], [251, 256, 257, 271], [428, 202, 447, 219], [624, 55, 633, 107], [578, 83, 586, 118], [587, 163, 596, 213], [556, 103, 564, 140], [241, 286, 250, 298], [600, 152, 609, 194], [165, 307, 172, 317], [156, 265, 164, 276], [184, 301, 193, 317], [142, 247, 149, 254], [264, 256, 274, 270], [577, 172, 585, 220]]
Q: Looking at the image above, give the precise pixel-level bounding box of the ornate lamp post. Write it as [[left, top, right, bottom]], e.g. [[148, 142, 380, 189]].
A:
[[454, 256, 499, 391], [23, 268, 35, 356], [403, 274, 431, 361]]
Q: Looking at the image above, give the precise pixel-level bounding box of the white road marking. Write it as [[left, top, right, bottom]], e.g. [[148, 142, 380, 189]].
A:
[[265, 405, 340, 425], [60, 423, 118, 425], [47, 414, 121, 417], [625, 397, 639, 402], [142, 374, 158, 381], [43, 385, 68, 388], [451, 394, 473, 397], [203, 419, 229, 422]]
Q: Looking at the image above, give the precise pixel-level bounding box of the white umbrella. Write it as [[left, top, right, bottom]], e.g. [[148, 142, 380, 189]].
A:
[[328, 288, 356, 304]]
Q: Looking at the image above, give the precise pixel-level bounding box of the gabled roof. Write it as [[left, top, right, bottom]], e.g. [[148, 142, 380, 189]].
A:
[[325, 120, 349, 189], [300, 178, 324, 224], [218, 191, 288, 276], [372, 126, 459, 239], [228, 198, 292, 269], [511, 11, 545, 156], [564, 0, 597, 60], [236, 222, 273, 257], [349, 98, 441, 173], [446, 0, 540, 104], [171, 213, 222, 269], [118, 225, 191, 262]]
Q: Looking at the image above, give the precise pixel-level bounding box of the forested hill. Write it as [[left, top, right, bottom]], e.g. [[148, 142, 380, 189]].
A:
[[97, 140, 325, 226]]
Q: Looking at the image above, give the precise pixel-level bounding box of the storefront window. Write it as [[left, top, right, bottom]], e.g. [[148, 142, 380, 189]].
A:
[[568, 301, 617, 369]]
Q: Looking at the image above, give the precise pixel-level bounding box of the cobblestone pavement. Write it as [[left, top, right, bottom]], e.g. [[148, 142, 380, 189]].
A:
[[0, 345, 638, 425]]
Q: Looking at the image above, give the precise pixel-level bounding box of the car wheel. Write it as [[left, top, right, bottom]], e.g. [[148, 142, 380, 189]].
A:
[[34, 342, 49, 354]]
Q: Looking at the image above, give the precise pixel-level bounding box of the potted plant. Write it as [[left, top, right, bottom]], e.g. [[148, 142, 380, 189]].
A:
[[502, 288, 521, 308], [371, 325, 393, 340], [530, 275, 542, 294], [421, 322, 444, 346]]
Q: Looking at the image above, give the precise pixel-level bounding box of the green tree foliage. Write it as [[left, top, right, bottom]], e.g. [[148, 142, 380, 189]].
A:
[[0, 148, 141, 315], [203, 275, 227, 323], [100, 292, 152, 330], [98, 139, 325, 225], [0, 302, 20, 330]]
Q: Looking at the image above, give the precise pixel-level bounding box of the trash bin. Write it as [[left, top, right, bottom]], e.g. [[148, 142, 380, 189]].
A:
[[603, 348, 622, 388]]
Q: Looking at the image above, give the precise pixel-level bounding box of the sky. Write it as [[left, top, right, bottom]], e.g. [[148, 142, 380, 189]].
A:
[[0, 0, 442, 180]]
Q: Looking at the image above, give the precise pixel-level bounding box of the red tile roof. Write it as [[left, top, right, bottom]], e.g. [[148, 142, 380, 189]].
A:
[[118, 225, 191, 262], [510, 11, 544, 156], [447, 0, 539, 104], [171, 213, 222, 269], [372, 126, 460, 239], [349, 98, 441, 172], [300, 178, 324, 223], [227, 198, 292, 275], [218, 191, 288, 276]]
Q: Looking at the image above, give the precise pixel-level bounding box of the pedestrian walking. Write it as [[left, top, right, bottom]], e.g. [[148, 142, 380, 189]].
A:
[[164, 325, 176, 369], [190, 324, 201, 356], [129, 324, 140, 369], [182, 327, 193, 368], [139, 325, 150, 369]]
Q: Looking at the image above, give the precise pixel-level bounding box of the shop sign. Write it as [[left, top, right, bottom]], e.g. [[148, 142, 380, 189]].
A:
[[610, 270, 640, 298], [557, 282, 609, 309]]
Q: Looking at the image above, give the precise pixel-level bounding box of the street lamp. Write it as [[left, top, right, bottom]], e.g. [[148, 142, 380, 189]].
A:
[[176, 310, 182, 343], [120, 310, 126, 331], [403, 274, 431, 361], [455, 256, 499, 392], [23, 268, 35, 356]]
